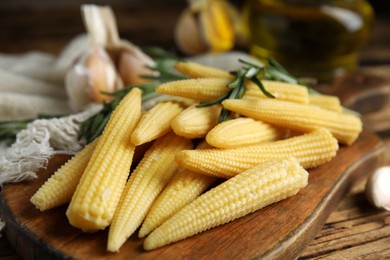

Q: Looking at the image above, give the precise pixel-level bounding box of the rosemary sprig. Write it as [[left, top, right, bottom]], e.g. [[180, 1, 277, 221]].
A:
[[0, 119, 34, 146], [0, 114, 61, 146], [197, 58, 317, 123]]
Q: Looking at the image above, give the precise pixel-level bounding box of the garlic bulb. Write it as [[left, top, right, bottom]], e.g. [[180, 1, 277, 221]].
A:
[[365, 166, 390, 211], [65, 5, 155, 111]]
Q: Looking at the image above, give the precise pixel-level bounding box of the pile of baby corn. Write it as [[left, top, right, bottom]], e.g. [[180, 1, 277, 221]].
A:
[[30, 61, 362, 252]]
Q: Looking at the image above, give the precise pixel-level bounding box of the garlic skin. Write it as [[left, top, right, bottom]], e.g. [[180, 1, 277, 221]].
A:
[[365, 166, 390, 211], [65, 62, 91, 111]]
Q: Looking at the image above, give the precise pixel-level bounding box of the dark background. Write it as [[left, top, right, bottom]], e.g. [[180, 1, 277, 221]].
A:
[[0, 0, 388, 57]]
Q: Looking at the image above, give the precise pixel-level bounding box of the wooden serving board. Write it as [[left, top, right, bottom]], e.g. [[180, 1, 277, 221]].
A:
[[0, 131, 384, 260]]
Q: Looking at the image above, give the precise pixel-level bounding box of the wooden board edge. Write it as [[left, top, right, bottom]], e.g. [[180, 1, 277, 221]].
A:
[[0, 196, 72, 260], [260, 134, 385, 259]]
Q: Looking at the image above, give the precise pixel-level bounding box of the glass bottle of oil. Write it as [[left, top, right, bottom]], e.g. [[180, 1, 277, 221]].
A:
[[246, 0, 374, 82]]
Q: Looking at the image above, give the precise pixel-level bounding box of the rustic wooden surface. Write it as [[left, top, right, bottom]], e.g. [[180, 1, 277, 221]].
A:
[[0, 132, 384, 259], [0, 2, 389, 259]]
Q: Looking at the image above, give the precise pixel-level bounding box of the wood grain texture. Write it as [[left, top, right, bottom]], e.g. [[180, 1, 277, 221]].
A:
[[300, 172, 390, 259], [0, 131, 384, 260]]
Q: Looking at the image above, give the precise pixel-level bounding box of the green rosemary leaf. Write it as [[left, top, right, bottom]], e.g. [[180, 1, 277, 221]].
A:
[[238, 59, 261, 69], [237, 83, 246, 99], [251, 76, 275, 99], [90, 113, 104, 136], [265, 66, 297, 84], [218, 108, 231, 123], [245, 67, 260, 78], [228, 83, 242, 99], [268, 58, 289, 74], [0, 114, 61, 146], [88, 113, 111, 143], [77, 116, 92, 140], [228, 72, 244, 89], [138, 83, 159, 95], [197, 92, 231, 107], [256, 67, 266, 79]]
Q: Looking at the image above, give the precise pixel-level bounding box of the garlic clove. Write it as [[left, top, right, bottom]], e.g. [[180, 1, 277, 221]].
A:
[[117, 44, 156, 86], [365, 166, 390, 211], [65, 46, 123, 111], [174, 8, 209, 55], [84, 47, 123, 103]]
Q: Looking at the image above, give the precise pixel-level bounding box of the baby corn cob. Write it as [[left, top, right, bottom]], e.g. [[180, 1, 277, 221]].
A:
[[138, 141, 217, 238], [30, 138, 98, 211], [174, 61, 233, 79], [176, 128, 338, 178], [309, 94, 342, 112], [107, 132, 192, 252], [171, 104, 221, 139], [144, 157, 309, 250], [244, 80, 309, 105], [206, 117, 286, 149], [131, 101, 184, 146], [222, 98, 362, 145], [156, 78, 231, 102], [156, 77, 310, 105], [66, 87, 142, 232]]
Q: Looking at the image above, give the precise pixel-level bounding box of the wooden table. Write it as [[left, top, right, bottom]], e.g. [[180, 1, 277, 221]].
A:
[[0, 2, 389, 259]]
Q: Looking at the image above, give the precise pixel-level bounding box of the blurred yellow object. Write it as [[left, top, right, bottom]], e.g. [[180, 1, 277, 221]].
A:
[[174, 0, 239, 55]]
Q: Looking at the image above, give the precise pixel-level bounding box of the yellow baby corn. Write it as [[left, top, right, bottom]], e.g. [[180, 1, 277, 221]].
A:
[[174, 61, 233, 79], [222, 98, 362, 145], [30, 138, 98, 211], [156, 78, 231, 102], [66, 87, 142, 232], [309, 94, 342, 112], [131, 101, 184, 146], [107, 132, 192, 252], [243, 80, 309, 104], [138, 141, 217, 238], [206, 117, 286, 149], [144, 157, 308, 250], [176, 128, 338, 178], [171, 104, 221, 139]]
